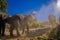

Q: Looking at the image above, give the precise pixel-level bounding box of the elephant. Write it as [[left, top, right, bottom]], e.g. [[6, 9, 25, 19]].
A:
[[4, 14, 23, 36], [3, 14, 34, 36]]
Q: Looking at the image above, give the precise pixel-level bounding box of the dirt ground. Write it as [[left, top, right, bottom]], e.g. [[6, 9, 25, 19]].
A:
[[0, 27, 50, 40], [0, 29, 34, 40]]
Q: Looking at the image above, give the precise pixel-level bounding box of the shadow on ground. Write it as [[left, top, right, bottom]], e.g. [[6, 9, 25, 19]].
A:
[[0, 35, 20, 39], [26, 27, 51, 37], [0, 27, 51, 39]]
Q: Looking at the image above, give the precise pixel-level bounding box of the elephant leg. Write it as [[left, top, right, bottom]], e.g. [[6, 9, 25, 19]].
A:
[[26, 25, 29, 34], [16, 20, 20, 36], [22, 23, 26, 34], [22, 28, 25, 34], [16, 28, 20, 36], [10, 29, 13, 36], [10, 26, 14, 36]]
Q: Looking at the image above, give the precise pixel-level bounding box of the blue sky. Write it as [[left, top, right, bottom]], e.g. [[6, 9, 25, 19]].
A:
[[6, 0, 58, 22]]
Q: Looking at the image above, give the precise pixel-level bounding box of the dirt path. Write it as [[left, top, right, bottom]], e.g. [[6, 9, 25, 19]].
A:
[[0, 27, 51, 40]]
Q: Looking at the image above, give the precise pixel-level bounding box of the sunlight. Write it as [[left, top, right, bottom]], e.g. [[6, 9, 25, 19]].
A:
[[56, 0, 60, 9], [57, 0, 60, 8]]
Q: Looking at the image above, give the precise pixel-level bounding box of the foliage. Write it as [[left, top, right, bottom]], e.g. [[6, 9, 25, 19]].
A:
[[47, 23, 60, 40], [28, 21, 44, 28], [0, 0, 8, 12]]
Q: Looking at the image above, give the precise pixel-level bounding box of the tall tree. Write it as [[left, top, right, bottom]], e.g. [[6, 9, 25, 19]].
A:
[[0, 0, 8, 12]]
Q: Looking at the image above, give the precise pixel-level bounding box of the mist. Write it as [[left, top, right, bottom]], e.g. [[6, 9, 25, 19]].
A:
[[33, 1, 60, 22]]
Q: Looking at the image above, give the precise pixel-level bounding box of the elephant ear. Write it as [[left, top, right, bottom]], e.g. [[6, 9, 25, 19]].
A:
[[2, 12, 9, 20], [1, 12, 6, 20], [16, 14, 25, 21]]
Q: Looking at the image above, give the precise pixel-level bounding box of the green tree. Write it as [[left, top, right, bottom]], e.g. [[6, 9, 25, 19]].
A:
[[0, 0, 8, 12]]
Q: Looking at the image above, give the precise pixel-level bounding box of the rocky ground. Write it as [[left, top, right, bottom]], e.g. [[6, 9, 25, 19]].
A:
[[0, 27, 51, 40]]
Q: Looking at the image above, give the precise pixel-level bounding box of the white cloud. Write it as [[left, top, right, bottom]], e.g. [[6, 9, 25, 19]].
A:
[[33, 2, 60, 22]]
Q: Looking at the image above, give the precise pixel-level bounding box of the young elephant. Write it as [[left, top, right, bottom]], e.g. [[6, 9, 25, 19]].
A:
[[5, 15, 21, 36]]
